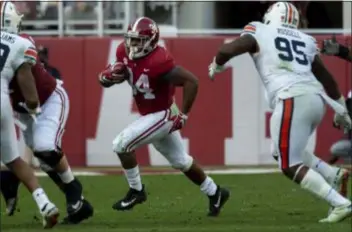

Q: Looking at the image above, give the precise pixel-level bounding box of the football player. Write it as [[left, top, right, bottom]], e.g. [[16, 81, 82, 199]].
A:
[[99, 17, 230, 217], [0, 33, 94, 224], [0, 1, 59, 228], [321, 36, 352, 164], [208, 2, 351, 222]]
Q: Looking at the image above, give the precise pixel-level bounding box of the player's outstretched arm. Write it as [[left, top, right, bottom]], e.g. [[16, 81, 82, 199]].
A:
[[163, 67, 198, 115], [215, 34, 258, 66], [311, 55, 342, 100], [16, 62, 40, 110], [322, 36, 351, 62]]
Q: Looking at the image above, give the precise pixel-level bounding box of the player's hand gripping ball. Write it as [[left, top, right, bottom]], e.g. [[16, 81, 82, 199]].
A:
[[99, 62, 129, 87]]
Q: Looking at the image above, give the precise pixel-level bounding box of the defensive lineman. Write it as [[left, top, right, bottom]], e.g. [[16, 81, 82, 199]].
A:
[[209, 2, 351, 222], [0, 1, 59, 228], [99, 17, 229, 217], [0, 33, 94, 224]]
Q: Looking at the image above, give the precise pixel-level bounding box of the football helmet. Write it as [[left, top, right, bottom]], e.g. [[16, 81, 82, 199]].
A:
[[263, 2, 300, 29], [0, 1, 23, 34], [125, 17, 160, 60]]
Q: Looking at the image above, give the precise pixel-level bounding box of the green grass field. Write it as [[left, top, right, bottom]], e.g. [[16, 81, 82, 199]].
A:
[[1, 172, 351, 232]]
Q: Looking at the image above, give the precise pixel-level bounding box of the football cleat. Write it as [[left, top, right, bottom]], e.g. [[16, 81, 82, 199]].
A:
[[207, 186, 230, 217], [320, 203, 352, 223], [112, 185, 147, 211], [61, 199, 94, 225], [40, 202, 59, 229], [328, 168, 350, 215]]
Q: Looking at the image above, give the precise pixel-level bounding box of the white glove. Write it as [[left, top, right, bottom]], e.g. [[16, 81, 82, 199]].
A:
[[333, 96, 352, 134], [208, 57, 226, 81]]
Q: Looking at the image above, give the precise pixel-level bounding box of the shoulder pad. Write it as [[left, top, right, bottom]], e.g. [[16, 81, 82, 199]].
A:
[[19, 33, 35, 45]]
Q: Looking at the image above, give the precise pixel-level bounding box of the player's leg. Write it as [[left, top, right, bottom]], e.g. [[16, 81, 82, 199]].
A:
[[271, 95, 351, 223], [0, 97, 59, 228], [111, 109, 172, 211], [152, 131, 229, 217], [303, 150, 350, 198], [330, 139, 352, 163], [0, 167, 20, 216], [272, 137, 349, 198], [0, 116, 34, 216], [28, 87, 93, 224]]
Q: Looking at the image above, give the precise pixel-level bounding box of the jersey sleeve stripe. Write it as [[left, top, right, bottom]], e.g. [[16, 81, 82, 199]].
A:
[[243, 25, 256, 34], [24, 48, 38, 61]]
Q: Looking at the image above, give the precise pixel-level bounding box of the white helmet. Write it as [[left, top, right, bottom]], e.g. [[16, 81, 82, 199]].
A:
[[0, 1, 23, 34], [263, 2, 300, 29]]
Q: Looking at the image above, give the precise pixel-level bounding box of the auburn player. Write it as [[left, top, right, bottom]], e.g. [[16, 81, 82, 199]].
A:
[[99, 17, 229, 217], [209, 2, 351, 222], [0, 33, 93, 224], [0, 1, 59, 228]]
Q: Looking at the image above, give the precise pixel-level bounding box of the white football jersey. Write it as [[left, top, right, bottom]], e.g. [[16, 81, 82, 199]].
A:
[[0, 31, 37, 94], [241, 22, 323, 107]]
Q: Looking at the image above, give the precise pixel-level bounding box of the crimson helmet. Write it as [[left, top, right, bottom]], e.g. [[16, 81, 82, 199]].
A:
[[125, 17, 160, 60]]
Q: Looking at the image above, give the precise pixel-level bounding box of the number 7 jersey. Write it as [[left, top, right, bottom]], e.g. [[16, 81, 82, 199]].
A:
[[241, 22, 322, 106], [116, 43, 175, 115]]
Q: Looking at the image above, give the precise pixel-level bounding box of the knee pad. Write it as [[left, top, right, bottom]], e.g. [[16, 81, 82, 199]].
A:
[[112, 133, 129, 153], [171, 154, 193, 172], [33, 150, 63, 168]]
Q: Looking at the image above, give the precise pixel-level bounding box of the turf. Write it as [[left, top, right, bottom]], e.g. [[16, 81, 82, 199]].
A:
[[1, 173, 351, 232]]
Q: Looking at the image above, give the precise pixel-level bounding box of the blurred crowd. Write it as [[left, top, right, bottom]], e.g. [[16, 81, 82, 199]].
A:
[[15, 1, 338, 33], [14, 1, 176, 31]]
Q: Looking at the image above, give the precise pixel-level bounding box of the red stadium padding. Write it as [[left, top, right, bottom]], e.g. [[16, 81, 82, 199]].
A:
[[19, 35, 350, 167]]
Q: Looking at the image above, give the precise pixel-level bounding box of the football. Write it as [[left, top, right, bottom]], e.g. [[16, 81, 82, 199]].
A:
[[111, 62, 129, 82]]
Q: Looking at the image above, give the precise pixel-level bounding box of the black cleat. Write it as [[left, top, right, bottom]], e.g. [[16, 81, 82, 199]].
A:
[[0, 170, 20, 216], [207, 186, 230, 217], [112, 185, 147, 211], [61, 199, 94, 225]]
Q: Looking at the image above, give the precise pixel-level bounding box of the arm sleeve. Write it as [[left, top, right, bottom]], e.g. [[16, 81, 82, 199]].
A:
[[12, 39, 37, 70]]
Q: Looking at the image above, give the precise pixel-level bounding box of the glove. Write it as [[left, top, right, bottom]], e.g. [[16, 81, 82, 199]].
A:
[[333, 96, 352, 134], [208, 57, 226, 81], [99, 62, 126, 85], [321, 35, 340, 55], [169, 112, 188, 133]]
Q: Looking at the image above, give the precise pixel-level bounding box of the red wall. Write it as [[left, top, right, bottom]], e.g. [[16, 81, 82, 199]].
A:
[[33, 35, 351, 166]]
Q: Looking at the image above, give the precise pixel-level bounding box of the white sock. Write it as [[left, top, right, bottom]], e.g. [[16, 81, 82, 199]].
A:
[[124, 166, 142, 191], [32, 188, 50, 211], [300, 169, 350, 207], [303, 151, 339, 183], [200, 176, 217, 196], [58, 167, 75, 184]]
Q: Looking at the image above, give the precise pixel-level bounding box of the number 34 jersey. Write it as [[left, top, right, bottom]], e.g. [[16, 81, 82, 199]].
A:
[[241, 22, 322, 106], [116, 43, 175, 115], [0, 31, 37, 95]]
